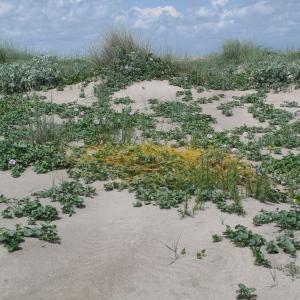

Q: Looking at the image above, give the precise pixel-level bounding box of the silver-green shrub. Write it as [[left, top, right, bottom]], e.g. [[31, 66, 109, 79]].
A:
[[0, 55, 60, 93]]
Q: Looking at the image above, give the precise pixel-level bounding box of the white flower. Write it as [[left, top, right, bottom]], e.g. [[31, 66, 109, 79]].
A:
[[79, 111, 85, 117], [231, 148, 238, 154], [242, 132, 249, 139], [74, 107, 79, 112], [9, 159, 16, 166], [207, 134, 213, 139], [93, 119, 100, 125]]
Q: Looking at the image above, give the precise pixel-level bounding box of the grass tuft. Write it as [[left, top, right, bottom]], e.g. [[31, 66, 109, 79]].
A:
[[90, 29, 150, 67]]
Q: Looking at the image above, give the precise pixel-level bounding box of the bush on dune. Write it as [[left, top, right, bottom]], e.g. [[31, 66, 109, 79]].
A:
[[90, 29, 178, 80]]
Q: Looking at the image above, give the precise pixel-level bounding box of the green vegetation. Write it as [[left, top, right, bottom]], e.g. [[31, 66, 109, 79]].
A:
[[0, 41, 33, 63], [253, 208, 300, 230], [196, 249, 206, 259], [0, 224, 60, 252], [2, 198, 58, 225], [34, 181, 96, 216], [212, 234, 222, 242], [0, 31, 299, 297], [224, 225, 271, 268], [236, 283, 257, 300], [0, 181, 95, 251]]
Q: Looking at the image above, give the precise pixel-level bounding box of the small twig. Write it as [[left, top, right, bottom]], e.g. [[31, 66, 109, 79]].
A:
[[268, 268, 278, 288], [160, 234, 182, 265]]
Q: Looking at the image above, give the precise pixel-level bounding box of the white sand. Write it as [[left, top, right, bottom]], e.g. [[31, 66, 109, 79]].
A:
[[1, 81, 300, 299], [0, 170, 299, 299], [33, 79, 101, 106], [112, 81, 268, 131]]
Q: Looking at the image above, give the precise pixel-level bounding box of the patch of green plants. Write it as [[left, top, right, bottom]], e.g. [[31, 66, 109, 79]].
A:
[[261, 154, 300, 195], [0, 140, 69, 177], [236, 283, 257, 300], [280, 101, 299, 108], [224, 225, 271, 268], [248, 58, 297, 90], [0, 194, 9, 203], [0, 41, 33, 63], [196, 249, 206, 259], [34, 181, 96, 216], [69, 144, 272, 210], [0, 223, 60, 252], [196, 189, 245, 216], [2, 198, 58, 225], [276, 231, 300, 256], [0, 55, 60, 93], [217, 100, 241, 116], [176, 89, 193, 102], [113, 96, 135, 105], [212, 234, 222, 242], [248, 102, 293, 125], [150, 100, 215, 140], [265, 241, 279, 254], [104, 181, 128, 191], [278, 262, 300, 280], [253, 208, 300, 230]]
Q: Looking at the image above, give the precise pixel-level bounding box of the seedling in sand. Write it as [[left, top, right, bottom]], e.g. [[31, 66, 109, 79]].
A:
[[160, 235, 182, 264], [212, 234, 222, 242], [236, 283, 257, 299], [196, 249, 206, 259]]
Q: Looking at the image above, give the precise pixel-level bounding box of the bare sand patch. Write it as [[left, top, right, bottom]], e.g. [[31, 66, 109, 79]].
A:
[[191, 88, 256, 101], [112, 81, 265, 131], [112, 80, 183, 112], [32, 79, 101, 106], [266, 88, 300, 114], [202, 103, 267, 132], [0, 168, 69, 199], [0, 187, 298, 300], [1, 81, 299, 299]]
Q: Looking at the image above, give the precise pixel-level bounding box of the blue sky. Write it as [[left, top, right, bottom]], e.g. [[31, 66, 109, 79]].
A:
[[1, 0, 300, 56]]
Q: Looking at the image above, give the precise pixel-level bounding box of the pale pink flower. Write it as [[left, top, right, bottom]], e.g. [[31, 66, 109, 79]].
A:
[[9, 159, 16, 166], [242, 131, 249, 139]]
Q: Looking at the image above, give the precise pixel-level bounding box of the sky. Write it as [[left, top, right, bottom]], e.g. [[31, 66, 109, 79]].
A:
[[0, 0, 300, 56]]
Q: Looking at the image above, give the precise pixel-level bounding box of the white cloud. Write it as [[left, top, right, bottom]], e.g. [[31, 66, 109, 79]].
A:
[[222, 1, 273, 19], [131, 6, 182, 29], [196, 7, 215, 17], [132, 6, 182, 19], [212, 0, 229, 7]]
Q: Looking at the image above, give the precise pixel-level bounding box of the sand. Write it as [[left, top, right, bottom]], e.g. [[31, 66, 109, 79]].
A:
[[1, 80, 300, 299], [0, 169, 299, 300], [32, 79, 102, 106], [112, 81, 268, 131]]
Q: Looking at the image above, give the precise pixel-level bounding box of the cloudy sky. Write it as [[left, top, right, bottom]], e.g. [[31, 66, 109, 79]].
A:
[[1, 0, 299, 55]]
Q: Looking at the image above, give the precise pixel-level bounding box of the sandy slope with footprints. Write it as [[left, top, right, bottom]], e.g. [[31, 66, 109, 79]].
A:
[[0, 80, 300, 300]]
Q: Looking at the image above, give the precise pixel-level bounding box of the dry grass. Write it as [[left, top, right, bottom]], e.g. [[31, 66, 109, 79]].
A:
[[90, 29, 150, 67]]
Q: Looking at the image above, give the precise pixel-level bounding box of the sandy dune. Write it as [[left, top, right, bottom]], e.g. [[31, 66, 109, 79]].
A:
[[112, 80, 268, 131], [1, 80, 300, 299], [33, 79, 101, 106], [0, 171, 299, 299]]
